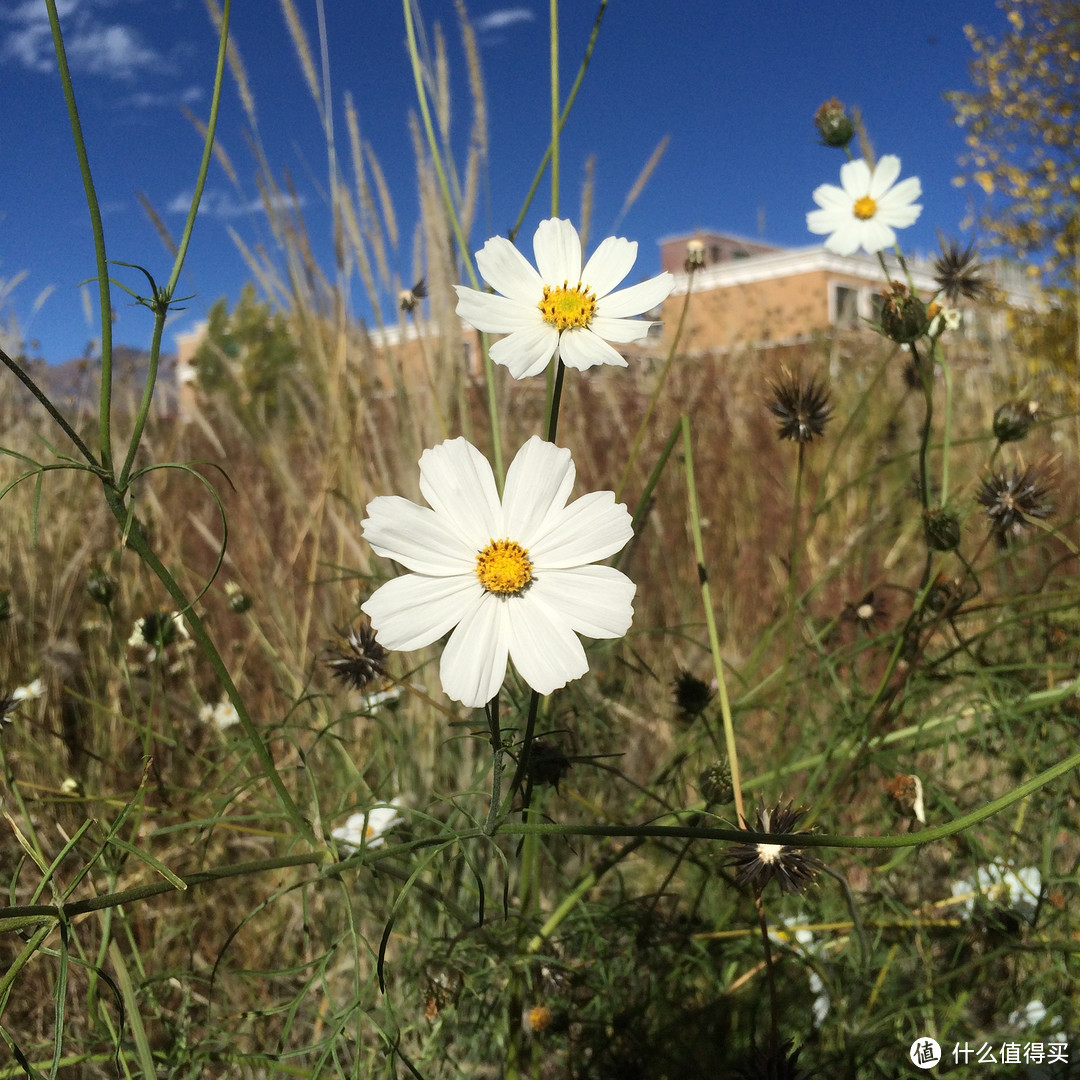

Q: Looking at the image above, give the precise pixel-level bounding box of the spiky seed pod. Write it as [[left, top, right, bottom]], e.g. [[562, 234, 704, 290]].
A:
[[766, 368, 833, 444], [725, 800, 823, 895], [975, 463, 1054, 543], [673, 669, 714, 719], [323, 622, 388, 691], [934, 237, 992, 303]]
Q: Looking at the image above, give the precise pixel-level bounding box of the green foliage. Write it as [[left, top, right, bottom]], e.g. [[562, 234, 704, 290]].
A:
[[193, 284, 300, 428]]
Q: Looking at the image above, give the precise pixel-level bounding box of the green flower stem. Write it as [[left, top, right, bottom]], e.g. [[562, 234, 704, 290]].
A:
[[681, 415, 745, 825], [106, 499, 320, 852], [937, 342, 953, 506], [549, 0, 559, 218], [119, 0, 233, 489], [615, 267, 696, 503], [44, 0, 114, 473], [777, 440, 806, 723], [4, 692, 1078, 930], [482, 695, 504, 836], [7, 726, 1080, 930], [612, 420, 681, 571], [544, 359, 566, 442], [509, 0, 608, 242], [0, 347, 99, 469], [401, 0, 503, 485]]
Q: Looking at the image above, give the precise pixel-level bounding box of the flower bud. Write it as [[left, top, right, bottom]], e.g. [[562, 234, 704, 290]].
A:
[[86, 569, 118, 607], [814, 98, 855, 148], [699, 761, 733, 806], [992, 400, 1039, 444], [923, 508, 961, 552], [878, 281, 929, 344]]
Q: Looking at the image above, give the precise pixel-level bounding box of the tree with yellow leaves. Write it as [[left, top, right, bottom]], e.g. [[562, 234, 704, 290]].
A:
[[949, 0, 1079, 368]]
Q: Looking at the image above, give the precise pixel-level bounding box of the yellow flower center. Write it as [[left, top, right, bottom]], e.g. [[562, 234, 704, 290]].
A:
[[538, 280, 597, 331], [475, 538, 533, 595], [853, 195, 877, 220]]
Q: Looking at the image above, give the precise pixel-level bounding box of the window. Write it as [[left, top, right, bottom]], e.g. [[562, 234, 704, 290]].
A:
[[834, 285, 860, 327]]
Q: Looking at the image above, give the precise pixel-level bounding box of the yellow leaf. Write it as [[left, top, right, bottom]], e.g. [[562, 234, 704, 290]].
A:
[[974, 171, 995, 195]]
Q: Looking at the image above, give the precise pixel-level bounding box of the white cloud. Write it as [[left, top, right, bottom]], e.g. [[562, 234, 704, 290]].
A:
[[124, 84, 203, 109], [475, 7, 534, 32], [166, 189, 306, 220], [1, 0, 161, 78]]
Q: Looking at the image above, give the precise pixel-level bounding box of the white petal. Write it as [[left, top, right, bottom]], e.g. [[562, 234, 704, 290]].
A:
[[475, 235, 544, 303], [533, 218, 582, 284], [879, 175, 922, 208], [418, 438, 501, 545], [529, 565, 636, 638], [868, 154, 901, 198], [589, 315, 656, 344], [455, 285, 540, 333], [822, 224, 862, 256], [490, 323, 560, 378], [530, 489, 633, 567], [506, 591, 588, 696], [596, 272, 673, 319], [440, 593, 510, 707], [362, 573, 481, 651], [810, 182, 849, 211], [501, 436, 576, 544], [857, 219, 896, 253], [839, 158, 872, 198], [558, 327, 628, 371], [581, 235, 637, 297], [806, 207, 848, 236], [362, 495, 475, 575]]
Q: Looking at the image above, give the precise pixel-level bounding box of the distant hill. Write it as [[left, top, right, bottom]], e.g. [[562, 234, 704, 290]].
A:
[[11, 347, 179, 417]]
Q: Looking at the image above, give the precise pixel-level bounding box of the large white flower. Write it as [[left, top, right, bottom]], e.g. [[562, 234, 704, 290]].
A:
[[361, 435, 636, 708], [332, 798, 405, 852], [806, 155, 922, 256], [454, 217, 674, 378]]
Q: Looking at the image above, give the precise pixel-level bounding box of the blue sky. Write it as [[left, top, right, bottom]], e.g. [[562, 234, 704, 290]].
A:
[[0, 0, 1006, 365]]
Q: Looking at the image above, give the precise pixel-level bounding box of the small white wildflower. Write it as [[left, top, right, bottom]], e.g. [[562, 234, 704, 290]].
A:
[[332, 799, 405, 853]]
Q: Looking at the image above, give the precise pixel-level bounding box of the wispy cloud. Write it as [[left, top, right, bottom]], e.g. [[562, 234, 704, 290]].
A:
[[1, 0, 162, 78], [165, 189, 306, 220], [124, 85, 203, 110], [475, 7, 534, 33]]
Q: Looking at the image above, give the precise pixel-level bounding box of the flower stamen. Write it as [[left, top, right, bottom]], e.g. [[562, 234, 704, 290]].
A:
[[853, 195, 877, 220], [538, 280, 597, 331], [476, 539, 533, 595]]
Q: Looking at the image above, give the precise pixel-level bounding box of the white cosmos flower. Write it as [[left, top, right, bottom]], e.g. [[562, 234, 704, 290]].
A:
[[361, 435, 636, 708], [806, 155, 922, 256], [454, 217, 674, 378], [332, 798, 405, 852]]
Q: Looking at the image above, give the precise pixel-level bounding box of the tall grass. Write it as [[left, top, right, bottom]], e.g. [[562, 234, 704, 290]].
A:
[[1, 3, 1079, 1078]]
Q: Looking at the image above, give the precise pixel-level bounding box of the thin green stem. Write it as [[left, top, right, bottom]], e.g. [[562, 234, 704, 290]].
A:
[[106, 498, 320, 852], [615, 267, 695, 502], [509, 1, 607, 242], [549, 0, 559, 218], [777, 440, 806, 722], [44, 0, 113, 473], [681, 415, 745, 825], [483, 695, 504, 836]]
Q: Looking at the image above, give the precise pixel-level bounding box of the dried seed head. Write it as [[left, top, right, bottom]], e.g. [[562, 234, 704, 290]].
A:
[[766, 368, 833, 444], [323, 621, 388, 692]]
